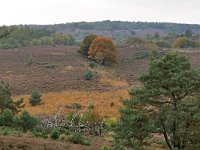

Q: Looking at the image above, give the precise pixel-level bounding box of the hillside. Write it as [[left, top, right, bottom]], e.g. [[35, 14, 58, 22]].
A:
[[1, 43, 200, 149], [1, 22, 200, 149], [28, 21, 200, 41]]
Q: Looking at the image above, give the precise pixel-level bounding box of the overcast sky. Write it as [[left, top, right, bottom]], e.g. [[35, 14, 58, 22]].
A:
[[0, 0, 200, 25]]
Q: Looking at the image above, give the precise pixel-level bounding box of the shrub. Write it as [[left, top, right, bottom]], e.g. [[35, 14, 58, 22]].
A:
[[27, 56, 33, 65], [101, 145, 112, 150], [69, 132, 84, 144], [151, 50, 166, 59], [14, 110, 38, 131], [154, 32, 160, 39], [83, 140, 91, 146], [29, 90, 42, 106], [32, 131, 48, 139], [173, 37, 196, 48], [83, 71, 93, 80], [1, 127, 14, 136], [155, 39, 172, 48], [89, 61, 97, 68], [103, 117, 117, 130], [79, 34, 97, 56], [0, 110, 14, 126], [110, 102, 115, 107], [87, 103, 95, 109], [59, 134, 68, 141], [88, 37, 118, 65], [67, 103, 82, 109], [50, 129, 60, 140], [83, 110, 101, 123]]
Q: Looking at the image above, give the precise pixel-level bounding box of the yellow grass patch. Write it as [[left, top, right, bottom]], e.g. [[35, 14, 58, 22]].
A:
[[14, 90, 130, 117], [100, 77, 129, 87], [61, 65, 75, 72]]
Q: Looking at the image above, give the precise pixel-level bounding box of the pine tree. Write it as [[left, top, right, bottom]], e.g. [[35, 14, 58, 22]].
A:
[[116, 52, 200, 149], [0, 81, 24, 114]]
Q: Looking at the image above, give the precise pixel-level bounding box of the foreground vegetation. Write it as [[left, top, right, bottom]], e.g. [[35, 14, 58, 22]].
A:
[[116, 52, 200, 149]]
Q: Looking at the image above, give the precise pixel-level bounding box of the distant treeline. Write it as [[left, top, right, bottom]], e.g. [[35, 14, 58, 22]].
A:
[[29, 20, 200, 32], [0, 26, 75, 49], [1, 21, 200, 49], [126, 29, 200, 49], [27, 20, 200, 41]]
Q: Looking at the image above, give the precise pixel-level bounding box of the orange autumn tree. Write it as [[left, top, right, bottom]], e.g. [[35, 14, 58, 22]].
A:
[[88, 37, 118, 65]]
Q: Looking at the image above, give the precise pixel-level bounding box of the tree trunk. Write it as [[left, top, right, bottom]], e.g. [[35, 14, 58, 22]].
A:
[[162, 124, 174, 150], [172, 99, 182, 148]]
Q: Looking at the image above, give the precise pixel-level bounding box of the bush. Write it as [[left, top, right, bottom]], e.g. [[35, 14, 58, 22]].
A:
[[151, 50, 165, 59], [67, 103, 82, 109], [69, 132, 84, 144], [103, 117, 117, 130], [154, 32, 160, 39], [155, 39, 172, 48], [29, 90, 42, 106], [79, 34, 97, 56], [89, 61, 97, 68], [101, 145, 112, 150], [32, 131, 48, 139], [82, 139, 91, 146], [0, 110, 14, 126], [27, 56, 33, 65], [173, 37, 196, 48], [110, 102, 115, 107], [50, 129, 60, 140], [1, 127, 14, 136], [83, 71, 93, 80], [13, 110, 38, 131], [87, 103, 95, 109], [88, 37, 118, 65], [82, 110, 101, 123]]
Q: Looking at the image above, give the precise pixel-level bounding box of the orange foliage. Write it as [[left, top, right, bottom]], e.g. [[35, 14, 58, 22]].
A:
[[88, 37, 118, 65], [14, 90, 129, 118], [173, 37, 196, 48]]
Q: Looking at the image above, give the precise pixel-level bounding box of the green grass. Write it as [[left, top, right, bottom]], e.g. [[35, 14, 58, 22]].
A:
[[133, 51, 150, 59]]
